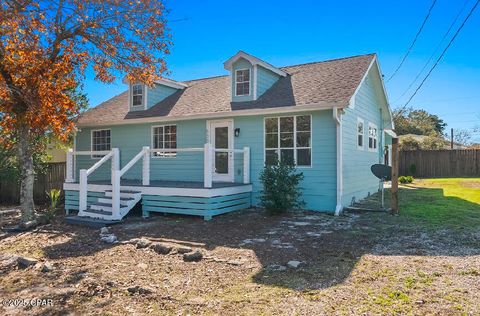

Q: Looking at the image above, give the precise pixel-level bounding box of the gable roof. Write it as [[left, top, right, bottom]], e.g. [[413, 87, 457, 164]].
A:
[[223, 50, 288, 77], [78, 53, 377, 127]]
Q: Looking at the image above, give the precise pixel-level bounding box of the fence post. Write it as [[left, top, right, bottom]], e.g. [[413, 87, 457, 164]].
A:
[[391, 138, 399, 215], [204, 143, 213, 188], [66, 149, 74, 183], [142, 146, 150, 186], [79, 169, 87, 212], [243, 147, 250, 184]]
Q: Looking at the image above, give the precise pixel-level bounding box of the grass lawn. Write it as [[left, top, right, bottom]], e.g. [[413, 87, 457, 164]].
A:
[[0, 178, 479, 315]]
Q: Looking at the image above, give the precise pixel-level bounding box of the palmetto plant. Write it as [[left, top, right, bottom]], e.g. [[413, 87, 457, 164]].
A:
[[44, 189, 62, 221]]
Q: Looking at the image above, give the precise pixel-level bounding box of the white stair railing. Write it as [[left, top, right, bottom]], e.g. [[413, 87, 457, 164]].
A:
[[78, 149, 118, 213]]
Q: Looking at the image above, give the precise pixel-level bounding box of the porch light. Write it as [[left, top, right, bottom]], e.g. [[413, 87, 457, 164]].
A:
[[234, 128, 240, 137]]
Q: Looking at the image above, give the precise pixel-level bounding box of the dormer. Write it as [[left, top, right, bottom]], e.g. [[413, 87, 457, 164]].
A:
[[224, 51, 287, 102], [124, 78, 188, 111]]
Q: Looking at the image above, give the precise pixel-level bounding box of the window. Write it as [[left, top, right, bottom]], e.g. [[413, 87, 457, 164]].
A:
[[368, 123, 378, 151], [152, 125, 177, 157], [132, 84, 143, 107], [265, 115, 311, 167], [235, 69, 250, 96], [357, 118, 364, 149], [91, 129, 111, 158]]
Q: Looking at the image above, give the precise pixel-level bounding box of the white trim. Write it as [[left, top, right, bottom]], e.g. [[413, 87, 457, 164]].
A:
[[348, 58, 375, 109], [224, 51, 287, 77], [253, 64, 258, 100], [357, 117, 365, 150], [234, 68, 251, 97], [63, 182, 252, 198], [90, 129, 111, 159], [333, 107, 343, 216], [79, 102, 342, 128], [206, 119, 235, 182], [385, 129, 397, 138], [130, 84, 146, 110], [154, 78, 188, 89], [263, 114, 313, 168], [151, 124, 177, 158], [368, 122, 378, 152]]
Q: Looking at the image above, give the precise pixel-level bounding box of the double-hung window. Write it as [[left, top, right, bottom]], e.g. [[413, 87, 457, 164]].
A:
[[368, 123, 378, 151], [357, 118, 364, 149], [235, 69, 250, 96], [152, 125, 177, 157], [91, 129, 111, 158], [132, 84, 144, 108], [265, 115, 312, 167]]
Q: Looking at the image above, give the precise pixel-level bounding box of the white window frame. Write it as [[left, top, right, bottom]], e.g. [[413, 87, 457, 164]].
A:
[[151, 124, 177, 158], [368, 123, 378, 152], [234, 68, 251, 97], [357, 118, 365, 150], [90, 129, 111, 159], [131, 84, 145, 109], [263, 115, 313, 168]]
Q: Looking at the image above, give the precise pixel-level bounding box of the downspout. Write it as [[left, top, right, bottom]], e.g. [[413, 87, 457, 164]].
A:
[[333, 107, 343, 216]]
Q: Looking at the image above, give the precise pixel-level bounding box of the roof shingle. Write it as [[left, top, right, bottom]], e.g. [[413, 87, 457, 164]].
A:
[[78, 53, 375, 126]]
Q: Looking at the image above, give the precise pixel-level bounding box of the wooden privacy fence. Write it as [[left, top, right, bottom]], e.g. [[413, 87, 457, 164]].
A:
[[399, 149, 480, 178], [0, 162, 66, 204]]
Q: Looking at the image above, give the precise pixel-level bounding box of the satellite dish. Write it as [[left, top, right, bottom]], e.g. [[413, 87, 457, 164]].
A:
[[371, 164, 392, 181]]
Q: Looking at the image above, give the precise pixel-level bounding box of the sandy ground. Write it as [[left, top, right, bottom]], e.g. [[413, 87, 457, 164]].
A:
[[0, 203, 479, 315]]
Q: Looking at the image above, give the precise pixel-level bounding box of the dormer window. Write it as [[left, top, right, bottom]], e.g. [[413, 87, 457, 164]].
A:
[[235, 69, 250, 96], [132, 84, 144, 108]]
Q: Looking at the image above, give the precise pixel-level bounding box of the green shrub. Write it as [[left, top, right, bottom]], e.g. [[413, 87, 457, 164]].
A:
[[399, 176, 414, 184], [259, 162, 305, 215], [43, 189, 62, 222]]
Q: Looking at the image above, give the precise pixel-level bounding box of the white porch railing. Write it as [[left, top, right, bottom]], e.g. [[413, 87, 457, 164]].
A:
[[66, 148, 119, 213], [66, 144, 250, 218]]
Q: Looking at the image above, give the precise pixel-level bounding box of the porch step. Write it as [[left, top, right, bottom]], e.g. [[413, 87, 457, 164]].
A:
[[84, 208, 113, 216], [99, 196, 135, 202], [92, 202, 128, 208], [65, 215, 122, 228], [105, 190, 142, 194]]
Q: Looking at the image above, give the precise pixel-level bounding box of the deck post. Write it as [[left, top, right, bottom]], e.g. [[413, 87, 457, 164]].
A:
[[79, 169, 87, 212], [243, 147, 250, 184], [112, 169, 121, 219], [111, 148, 120, 185], [204, 143, 213, 188], [66, 149, 74, 183], [142, 146, 150, 186]]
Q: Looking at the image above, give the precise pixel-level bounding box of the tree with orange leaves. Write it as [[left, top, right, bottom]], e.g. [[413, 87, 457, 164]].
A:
[[0, 0, 171, 225]]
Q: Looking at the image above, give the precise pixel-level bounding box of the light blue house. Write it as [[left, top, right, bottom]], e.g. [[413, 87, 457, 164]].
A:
[[63, 51, 395, 223]]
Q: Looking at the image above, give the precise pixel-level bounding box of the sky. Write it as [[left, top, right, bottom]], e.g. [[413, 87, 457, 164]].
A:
[[83, 0, 480, 142]]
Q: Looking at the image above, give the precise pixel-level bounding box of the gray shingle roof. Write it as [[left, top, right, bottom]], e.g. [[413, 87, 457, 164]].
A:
[[78, 53, 375, 126]]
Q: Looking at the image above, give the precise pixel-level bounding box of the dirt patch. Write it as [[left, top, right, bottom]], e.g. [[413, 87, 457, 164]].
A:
[[460, 180, 480, 189], [0, 205, 479, 315]]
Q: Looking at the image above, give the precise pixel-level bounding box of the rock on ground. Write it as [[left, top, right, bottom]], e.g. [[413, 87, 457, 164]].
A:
[[17, 256, 38, 268], [287, 260, 302, 268], [183, 250, 203, 262], [135, 238, 152, 249], [175, 246, 192, 254], [150, 242, 172, 255]]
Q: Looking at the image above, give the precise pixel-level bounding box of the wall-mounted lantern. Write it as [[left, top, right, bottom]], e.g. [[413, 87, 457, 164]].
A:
[[234, 128, 240, 137]]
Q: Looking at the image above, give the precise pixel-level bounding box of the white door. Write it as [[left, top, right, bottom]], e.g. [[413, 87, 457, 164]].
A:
[[208, 120, 234, 182]]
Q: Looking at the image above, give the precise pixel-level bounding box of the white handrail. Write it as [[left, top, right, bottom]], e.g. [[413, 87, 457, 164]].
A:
[[149, 147, 204, 153], [72, 150, 111, 156], [213, 148, 245, 154], [86, 151, 113, 176], [120, 149, 145, 177]]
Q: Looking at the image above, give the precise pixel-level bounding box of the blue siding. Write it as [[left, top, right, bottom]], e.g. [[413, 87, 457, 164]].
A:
[[146, 84, 178, 109], [257, 65, 280, 97], [341, 65, 390, 206], [75, 110, 338, 212], [231, 58, 254, 102]]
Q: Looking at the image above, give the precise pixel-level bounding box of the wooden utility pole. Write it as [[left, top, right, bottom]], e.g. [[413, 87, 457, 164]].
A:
[[451, 128, 454, 149], [391, 137, 399, 214]]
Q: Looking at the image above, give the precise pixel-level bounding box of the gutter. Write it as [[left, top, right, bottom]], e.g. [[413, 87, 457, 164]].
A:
[[333, 106, 343, 216]]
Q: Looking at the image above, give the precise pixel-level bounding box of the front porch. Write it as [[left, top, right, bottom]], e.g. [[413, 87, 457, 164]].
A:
[[63, 144, 252, 221]]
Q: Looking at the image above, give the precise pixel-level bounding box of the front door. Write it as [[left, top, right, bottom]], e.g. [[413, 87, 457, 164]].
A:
[[208, 120, 234, 182]]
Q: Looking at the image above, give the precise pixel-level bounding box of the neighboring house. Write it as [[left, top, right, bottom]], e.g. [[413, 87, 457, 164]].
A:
[[46, 140, 68, 163], [63, 51, 395, 222]]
